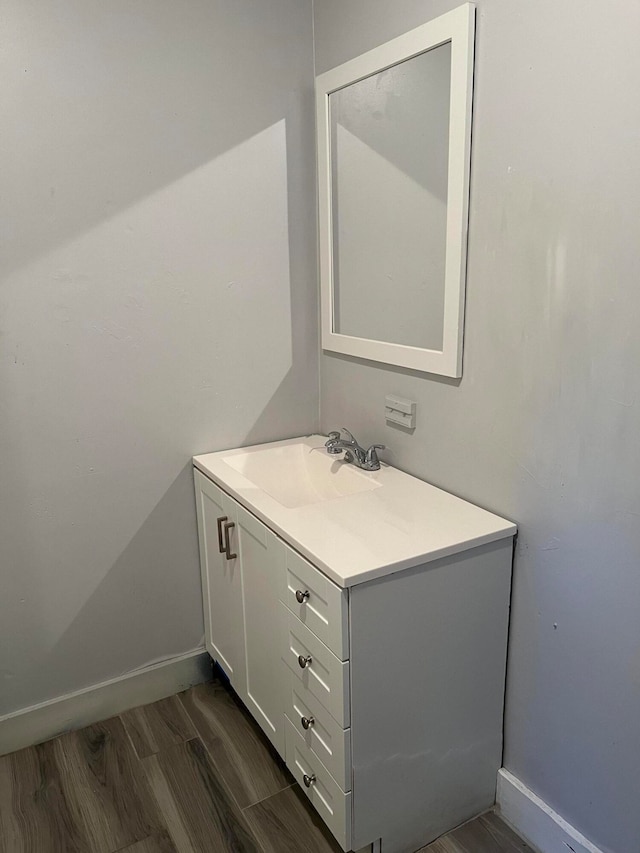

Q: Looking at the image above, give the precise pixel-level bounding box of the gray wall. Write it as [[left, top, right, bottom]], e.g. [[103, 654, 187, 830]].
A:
[[315, 2, 640, 852], [0, 0, 317, 717]]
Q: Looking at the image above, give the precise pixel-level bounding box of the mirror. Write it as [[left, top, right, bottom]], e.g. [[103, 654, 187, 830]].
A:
[[316, 4, 475, 377]]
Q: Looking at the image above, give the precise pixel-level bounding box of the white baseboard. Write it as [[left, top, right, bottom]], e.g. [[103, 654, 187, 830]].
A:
[[0, 649, 211, 757], [496, 768, 604, 853]]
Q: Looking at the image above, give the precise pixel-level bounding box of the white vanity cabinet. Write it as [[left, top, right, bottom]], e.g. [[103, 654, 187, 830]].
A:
[[193, 436, 517, 853], [194, 469, 285, 755], [194, 471, 245, 685]]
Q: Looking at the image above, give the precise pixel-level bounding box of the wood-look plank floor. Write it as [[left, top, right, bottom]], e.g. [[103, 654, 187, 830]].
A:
[[180, 681, 292, 809], [0, 674, 533, 853], [422, 811, 534, 852]]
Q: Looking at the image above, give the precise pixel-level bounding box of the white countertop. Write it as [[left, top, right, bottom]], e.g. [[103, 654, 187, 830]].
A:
[[193, 435, 516, 588]]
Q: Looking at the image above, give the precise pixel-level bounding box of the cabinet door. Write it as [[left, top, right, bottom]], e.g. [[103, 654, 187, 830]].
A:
[[236, 503, 285, 755], [193, 469, 245, 687]]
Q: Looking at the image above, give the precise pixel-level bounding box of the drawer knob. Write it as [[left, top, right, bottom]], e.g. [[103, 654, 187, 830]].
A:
[[303, 773, 316, 788], [301, 715, 315, 730], [298, 654, 312, 669], [295, 589, 310, 604]]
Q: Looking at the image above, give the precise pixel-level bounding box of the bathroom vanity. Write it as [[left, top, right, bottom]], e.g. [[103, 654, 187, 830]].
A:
[[192, 435, 516, 853]]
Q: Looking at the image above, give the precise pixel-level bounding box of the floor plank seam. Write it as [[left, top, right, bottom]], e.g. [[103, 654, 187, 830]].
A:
[[135, 740, 195, 853], [241, 782, 297, 812], [119, 712, 145, 762], [176, 692, 253, 817]]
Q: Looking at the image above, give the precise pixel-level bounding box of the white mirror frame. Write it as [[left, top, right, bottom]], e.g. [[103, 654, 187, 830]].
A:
[[316, 3, 475, 378]]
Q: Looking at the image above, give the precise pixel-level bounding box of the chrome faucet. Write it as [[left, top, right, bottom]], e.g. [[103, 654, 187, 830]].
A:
[[325, 428, 385, 471]]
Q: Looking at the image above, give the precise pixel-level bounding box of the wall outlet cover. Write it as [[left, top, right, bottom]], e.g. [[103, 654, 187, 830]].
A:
[[385, 395, 417, 429]]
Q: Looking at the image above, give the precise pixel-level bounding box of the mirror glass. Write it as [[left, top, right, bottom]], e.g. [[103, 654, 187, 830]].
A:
[[330, 43, 451, 351], [316, 4, 474, 377]]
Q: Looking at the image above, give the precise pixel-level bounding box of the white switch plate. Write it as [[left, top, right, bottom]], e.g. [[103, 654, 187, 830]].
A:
[[385, 395, 417, 429]]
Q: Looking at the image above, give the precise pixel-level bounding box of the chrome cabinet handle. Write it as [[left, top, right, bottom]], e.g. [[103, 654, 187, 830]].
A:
[[298, 654, 312, 669], [223, 521, 237, 561], [295, 589, 310, 604], [303, 773, 316, 788], [216, 516, 228, 553], [301, 715, 314, 730]]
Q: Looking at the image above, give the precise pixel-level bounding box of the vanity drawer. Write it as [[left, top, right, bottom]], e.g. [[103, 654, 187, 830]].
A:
[[286, 669, 351, 791], [285, 717, 352, 852], [282, 545, 349, 660], [281, 605, 350, 727]]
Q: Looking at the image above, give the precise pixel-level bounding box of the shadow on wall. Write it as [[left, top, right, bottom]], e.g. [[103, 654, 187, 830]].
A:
[[2, 0, 306, 278], [1, 114, 314, 712], [0, 0, 318, 715], [0, 465, 202, 715], [32, 465, 203, 712]]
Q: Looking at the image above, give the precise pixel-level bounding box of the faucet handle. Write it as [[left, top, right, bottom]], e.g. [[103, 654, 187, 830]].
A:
[[325, 430, 344, 454], [341, 427, 358, 445], [365, 444, 386, 469]]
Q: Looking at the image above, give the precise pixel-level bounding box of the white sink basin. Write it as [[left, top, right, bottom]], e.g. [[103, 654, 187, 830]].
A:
[[194, 434, 517, 586], [221, 438, 381, 508]]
